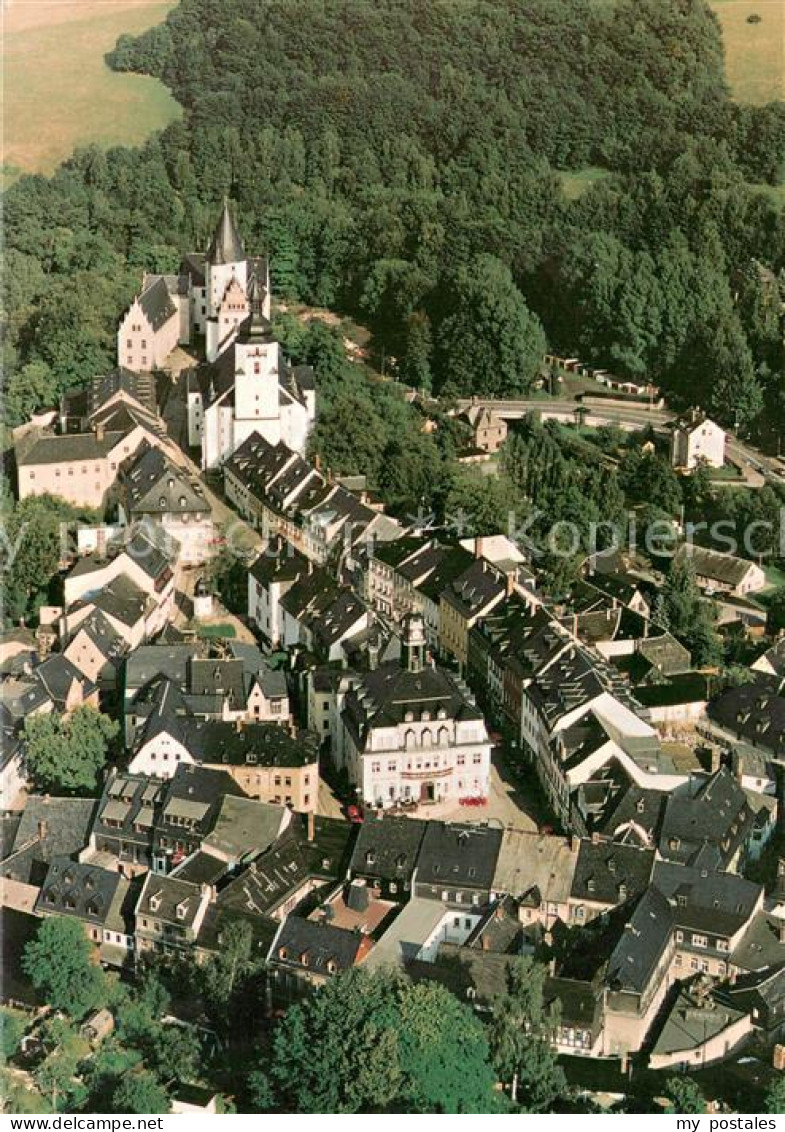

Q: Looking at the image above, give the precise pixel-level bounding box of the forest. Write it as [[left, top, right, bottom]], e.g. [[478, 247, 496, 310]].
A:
[[2, 0, 784, 444]]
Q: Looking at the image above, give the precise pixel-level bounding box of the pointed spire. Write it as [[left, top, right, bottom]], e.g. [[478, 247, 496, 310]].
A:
[[207, 199, 245, 265]]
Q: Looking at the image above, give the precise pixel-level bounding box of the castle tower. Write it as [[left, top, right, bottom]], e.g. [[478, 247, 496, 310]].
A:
[[205, 201, 248, 362]]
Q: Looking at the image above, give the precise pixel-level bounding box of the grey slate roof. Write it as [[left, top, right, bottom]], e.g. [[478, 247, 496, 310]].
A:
[[270, 916, 363, 974], [708, 675, 785, 760], [36, 856, 122, 927], [2, 796, 97, 885], [606, 886, 673, 994], [658, 767, 759, 868], [571, 840, 655, 906], [17, 430, 126, 466], [439, 558, 506, 619], [124, 445, 208, 516], [416, 822, 503, 892], [350, 816, 427, 883], [138, 276, 177, 331], [343, 660, 483, 747]]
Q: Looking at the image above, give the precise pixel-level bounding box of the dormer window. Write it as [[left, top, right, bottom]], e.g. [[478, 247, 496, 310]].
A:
[[279, 946, 288, 960], [326, 959, 337, 975], [175, 900, 189, 921], [365, 850, 376, 866], [149, 892, 162, 913], [301, 951, 310, 967]]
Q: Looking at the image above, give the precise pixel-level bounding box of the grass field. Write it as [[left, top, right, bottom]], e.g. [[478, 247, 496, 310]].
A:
[[709, 0, 784, 104], [559, 166, 612, 201], [3, 0, 180, 185]]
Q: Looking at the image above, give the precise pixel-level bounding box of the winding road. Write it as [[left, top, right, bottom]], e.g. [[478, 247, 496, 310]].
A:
[[457, 397, 782, 488]]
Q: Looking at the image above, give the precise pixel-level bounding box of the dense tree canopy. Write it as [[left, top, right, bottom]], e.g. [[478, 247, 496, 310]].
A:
[[254, 967, 502, 1113], [23, 706, 119, 795], [23, 918, 107, 1020], [2, 0, 782, 444]]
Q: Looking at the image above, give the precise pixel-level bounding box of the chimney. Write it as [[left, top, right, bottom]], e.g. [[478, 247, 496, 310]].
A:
[[95, 423, 104, 442], [475, 537, 485, 561], [591, 830, 600, 845], [506, 572, 515, 598], [37, 819, 48, 842], [481, 933, 490, 951], [570, 834, 580, 853], [307, 810, 315, 843], [773, 1045, 785, 1072]]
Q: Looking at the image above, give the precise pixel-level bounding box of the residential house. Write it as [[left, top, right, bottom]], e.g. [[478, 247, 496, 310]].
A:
[[439, 556, 508, 670], [491, 829, 578, 933], [669, 411, 726, 470], [568, 839, 655, 925], [35, 856, 135, 961], [85, 771, 166, 874], [457, 405, 508, 454], [248, 539, 310, 647], [119, 445, 214, 564], [706, 675, 785, 766], [267, 916, 372, 1007], [413, 821, 504, 911], [17, 368, 172, 509], [0, 796, 97, 886], [348, 815, 428, 901], [62, 610, 128, 691], [675, 544, 766, 597]]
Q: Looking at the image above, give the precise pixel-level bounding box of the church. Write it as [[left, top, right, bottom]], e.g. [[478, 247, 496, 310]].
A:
[[117, 203, 315, 469]]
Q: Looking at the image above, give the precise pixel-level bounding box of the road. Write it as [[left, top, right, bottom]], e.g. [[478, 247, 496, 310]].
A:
[[458, 397, 780, 487]]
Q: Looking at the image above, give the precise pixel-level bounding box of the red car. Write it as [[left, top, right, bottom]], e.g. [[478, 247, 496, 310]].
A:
[[346, 804, 364, 824]]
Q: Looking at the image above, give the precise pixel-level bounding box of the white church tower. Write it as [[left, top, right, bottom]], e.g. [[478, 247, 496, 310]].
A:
[[205, 201, 249, 363], [232, 275, 284, 449]]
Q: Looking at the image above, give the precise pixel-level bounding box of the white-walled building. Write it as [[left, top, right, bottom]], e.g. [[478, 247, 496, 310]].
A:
[[338, 614, 492, 808], [669, 411, 725, 470]]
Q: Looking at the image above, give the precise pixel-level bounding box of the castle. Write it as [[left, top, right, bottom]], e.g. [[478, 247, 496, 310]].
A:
[[118, 203, 315, 469]]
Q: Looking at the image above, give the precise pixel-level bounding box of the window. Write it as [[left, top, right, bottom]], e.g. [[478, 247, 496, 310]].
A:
[[691, 934, 707, 948]]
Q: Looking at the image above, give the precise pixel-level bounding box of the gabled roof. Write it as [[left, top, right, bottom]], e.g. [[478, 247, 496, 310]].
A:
[[2, 796, 97, 886], [34, 654, 92, 708], [439, 558, 506, 619], [137, 276, 177, 331], [124, 446, 208, 516], [350, 816, 427, 882], [658, 767, 758, 868], [606, 885, 673, 994], [68, 610, 128, 667], [676, 543, 758, 588], [271, 916, 364, 973], [571, 840, 655, 906], [35, 856, 123, 927]]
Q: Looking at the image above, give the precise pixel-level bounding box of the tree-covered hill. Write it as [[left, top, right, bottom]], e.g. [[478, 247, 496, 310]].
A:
[[3, 0, 784, 431]]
